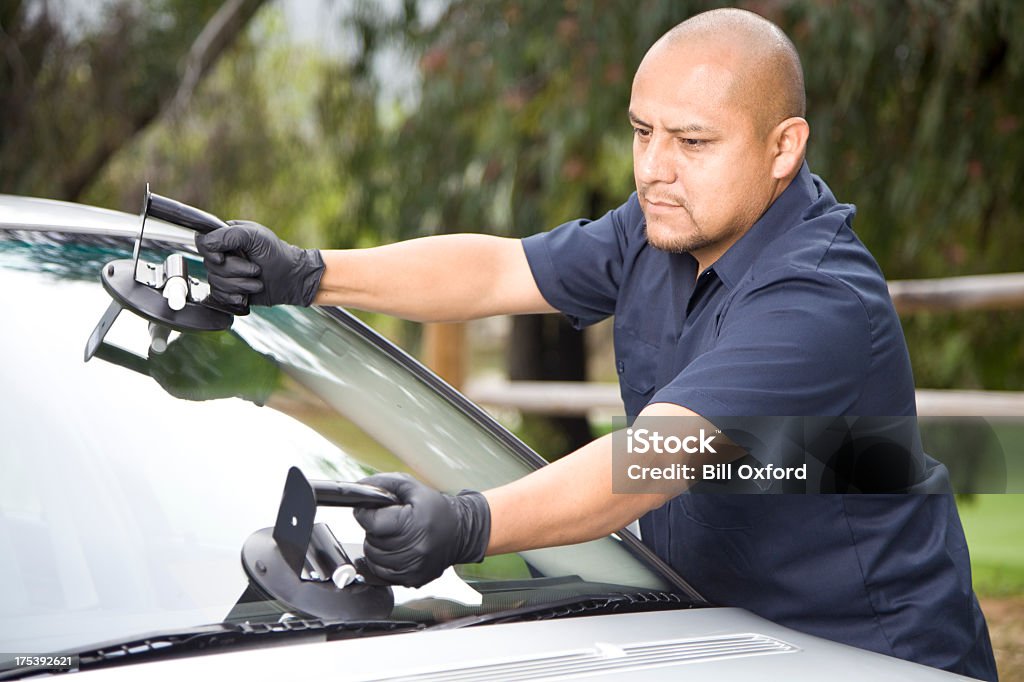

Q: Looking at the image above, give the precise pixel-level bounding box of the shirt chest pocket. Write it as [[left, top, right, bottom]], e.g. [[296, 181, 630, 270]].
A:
[[613, 324, 659, 414]]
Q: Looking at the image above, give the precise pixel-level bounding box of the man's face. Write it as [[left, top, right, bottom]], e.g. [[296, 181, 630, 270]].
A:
[[630, 42, 777, 263]]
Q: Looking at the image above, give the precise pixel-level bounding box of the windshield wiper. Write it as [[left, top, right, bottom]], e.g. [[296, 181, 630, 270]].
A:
[[0, 618, 422, 680], [431, 590, 694, 630]]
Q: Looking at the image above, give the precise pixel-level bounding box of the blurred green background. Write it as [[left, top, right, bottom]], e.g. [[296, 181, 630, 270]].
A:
[[2, 0, 1021, 628]]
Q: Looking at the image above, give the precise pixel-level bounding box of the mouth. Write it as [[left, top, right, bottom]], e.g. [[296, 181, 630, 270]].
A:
[[643, 197, 687, 215]]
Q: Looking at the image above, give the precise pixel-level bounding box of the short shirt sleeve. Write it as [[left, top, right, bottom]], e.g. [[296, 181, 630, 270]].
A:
[[652, 267, 873, 417], [521, 195, 641, 329]]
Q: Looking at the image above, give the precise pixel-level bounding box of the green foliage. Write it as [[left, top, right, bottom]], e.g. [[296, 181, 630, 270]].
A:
[[318, 1, 700, 244], [322, 0, 1024, 389], [87, 6, 344, 249], [958, 494, 1024, 596], [796, 1, 1024, 279], [0, 0, 231, 199], [903, 311, 1024, 389]]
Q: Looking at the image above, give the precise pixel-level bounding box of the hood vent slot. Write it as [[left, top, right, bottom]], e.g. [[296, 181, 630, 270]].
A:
[[373, 632, 798, 681]]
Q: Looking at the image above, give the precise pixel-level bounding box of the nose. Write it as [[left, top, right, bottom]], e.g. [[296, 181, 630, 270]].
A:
[[634, 134, 677, 186]]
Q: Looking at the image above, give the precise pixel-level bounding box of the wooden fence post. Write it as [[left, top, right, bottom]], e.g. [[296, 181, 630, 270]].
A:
[[422, 322, 466, 390]]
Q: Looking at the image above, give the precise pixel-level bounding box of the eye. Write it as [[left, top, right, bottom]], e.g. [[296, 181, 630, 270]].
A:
[[632, 127, 651, 140], [680, 138, 707, 148]]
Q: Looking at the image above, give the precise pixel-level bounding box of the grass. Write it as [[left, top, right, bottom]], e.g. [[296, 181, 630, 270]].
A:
[[957, 420, 1024, 597], [958, 494, 1024, 597]]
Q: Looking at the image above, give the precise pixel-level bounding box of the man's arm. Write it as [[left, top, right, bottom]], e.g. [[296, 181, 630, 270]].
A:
[[484, 401, 703, 554], [482, 431, 667, 554], [196, 223, 555, 322], [352, 402, 722, 586], [314, 234, 555, 321]]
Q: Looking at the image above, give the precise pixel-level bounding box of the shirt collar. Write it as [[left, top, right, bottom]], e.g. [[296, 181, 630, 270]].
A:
[[709, 161, 818, 290]]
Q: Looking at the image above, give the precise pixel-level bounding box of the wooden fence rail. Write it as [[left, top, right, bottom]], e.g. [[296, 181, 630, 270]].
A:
[[888, 272, 1024, 314], [464, 380, 1024, 418]]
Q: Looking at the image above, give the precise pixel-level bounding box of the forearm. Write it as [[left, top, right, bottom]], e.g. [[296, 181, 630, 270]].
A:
[[482, 432, 673, 555], [482, 403, 740, 555], [352, 405, 729, 586], [313, 234, 554, 322]]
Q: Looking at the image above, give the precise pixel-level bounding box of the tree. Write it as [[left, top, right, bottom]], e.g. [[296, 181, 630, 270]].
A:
[[0, 0, 269, 201]]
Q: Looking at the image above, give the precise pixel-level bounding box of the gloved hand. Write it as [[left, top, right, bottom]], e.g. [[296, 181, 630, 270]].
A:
[[195, 220, 325, 308], [148, 330, 280, 406], [352, 473, 491, 588]]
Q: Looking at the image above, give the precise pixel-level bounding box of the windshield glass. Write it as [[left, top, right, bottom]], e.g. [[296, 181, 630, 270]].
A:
[[0, 231, 690, 655]]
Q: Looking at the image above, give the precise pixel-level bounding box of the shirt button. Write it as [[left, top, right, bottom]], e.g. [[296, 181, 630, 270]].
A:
[[617, 360, 625, 374]]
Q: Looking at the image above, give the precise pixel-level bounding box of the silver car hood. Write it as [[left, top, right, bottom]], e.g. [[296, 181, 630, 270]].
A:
[[75, 608, 971, 681]]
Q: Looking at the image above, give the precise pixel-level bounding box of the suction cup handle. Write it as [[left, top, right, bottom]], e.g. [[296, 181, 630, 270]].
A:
[[147, 192, 228, 234], [310, 480, 400, 509]]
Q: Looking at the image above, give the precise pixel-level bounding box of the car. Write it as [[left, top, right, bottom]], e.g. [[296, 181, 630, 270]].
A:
[[0, 193, 976, 680]]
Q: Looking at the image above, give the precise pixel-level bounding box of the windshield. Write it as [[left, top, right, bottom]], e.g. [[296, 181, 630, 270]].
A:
[[0, 230, 692, 655]]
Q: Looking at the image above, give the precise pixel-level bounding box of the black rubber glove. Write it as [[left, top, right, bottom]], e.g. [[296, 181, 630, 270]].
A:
[[195, 220, 325, 308], [352, 473, 491, 588], [148, 330, 280, 406]]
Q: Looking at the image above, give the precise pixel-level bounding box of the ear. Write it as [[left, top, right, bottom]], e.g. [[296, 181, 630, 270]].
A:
[[769, 117, 809, 180]]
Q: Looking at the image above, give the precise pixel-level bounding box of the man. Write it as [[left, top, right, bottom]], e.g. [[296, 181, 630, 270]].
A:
[[197, 9, 997, 679]]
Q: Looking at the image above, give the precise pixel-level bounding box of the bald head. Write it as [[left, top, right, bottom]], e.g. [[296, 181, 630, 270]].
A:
[[645, 8, 805, 137], [629, 8, 811, 266]]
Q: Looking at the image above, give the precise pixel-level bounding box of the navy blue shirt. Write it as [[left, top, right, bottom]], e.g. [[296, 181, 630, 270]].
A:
[[522, 163, 997, 679]]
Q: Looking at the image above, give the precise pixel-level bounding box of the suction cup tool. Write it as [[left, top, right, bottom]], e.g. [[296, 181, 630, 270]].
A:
[[238, 467, 398, 621], [83, 258, 233, 362], [84, 184, 245, 362], [101, 259, 232, 331]]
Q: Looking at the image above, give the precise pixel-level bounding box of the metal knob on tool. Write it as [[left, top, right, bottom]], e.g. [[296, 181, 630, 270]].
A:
[[161, 253, 189, 311], [148, 322, 171, 354]]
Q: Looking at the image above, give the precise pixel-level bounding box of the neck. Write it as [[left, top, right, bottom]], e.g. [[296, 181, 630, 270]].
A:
[[693, 174, 794, 275]]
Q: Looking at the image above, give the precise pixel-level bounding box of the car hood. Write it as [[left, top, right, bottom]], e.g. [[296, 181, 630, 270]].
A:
[[73, 609, 970, 681]]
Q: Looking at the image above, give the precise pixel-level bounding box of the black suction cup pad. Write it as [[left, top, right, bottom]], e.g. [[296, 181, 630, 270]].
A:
[[101, 259, 233, 332], [241, 528, 394, 621]]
